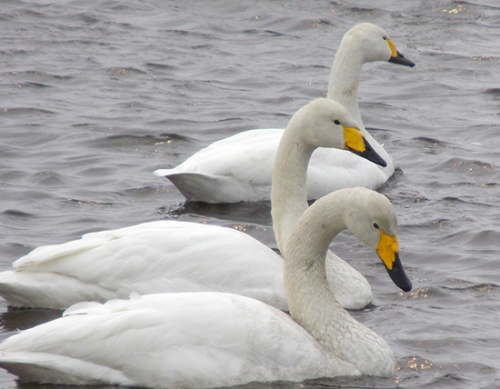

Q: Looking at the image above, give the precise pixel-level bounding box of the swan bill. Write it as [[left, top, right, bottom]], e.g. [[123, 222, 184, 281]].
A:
[[388, 50, 415, 67], [343, 126, 387, 167], [385, 253, 412, 292], [387, 39, 415, 67], [376, 232, 412, 292]]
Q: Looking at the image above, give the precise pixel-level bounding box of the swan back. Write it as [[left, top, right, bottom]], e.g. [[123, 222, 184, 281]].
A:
[[0, 188, 411, 386]]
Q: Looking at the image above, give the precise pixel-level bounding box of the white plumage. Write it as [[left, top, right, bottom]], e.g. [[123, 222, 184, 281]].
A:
[[0, 221, 286, 310], [0, 98, 390, 311], [0, 187, 412, 388], [154, 23, 414, 203]]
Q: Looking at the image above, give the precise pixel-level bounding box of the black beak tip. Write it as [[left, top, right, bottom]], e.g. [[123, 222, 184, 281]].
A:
[[360, 138, 388, 168], [376, 156, 388, 168], [387, 254, 412, 292], [389, 51, 415, 68], [400, 280, 413, 292]]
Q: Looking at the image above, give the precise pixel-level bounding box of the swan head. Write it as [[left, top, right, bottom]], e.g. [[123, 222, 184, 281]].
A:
[[343, 188, 412, 292], [292, 98, 387, 167], [344, 23, 415, 67]]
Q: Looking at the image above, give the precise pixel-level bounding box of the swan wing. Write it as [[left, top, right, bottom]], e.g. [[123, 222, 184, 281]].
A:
[[155, 129, 392, 203], [0, 221, 286, 309], [306, 147, 390, 199], [0, 293, 355, 388], [155, 129, 282, 203]]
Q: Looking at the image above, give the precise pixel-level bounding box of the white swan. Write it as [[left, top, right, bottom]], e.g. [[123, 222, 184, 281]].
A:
[[271, 98, 385, 308], [0, 188, 411, 388], [154, 23, 415, 203], [0, 187, 412, 388], [0, 221, 287, 310], [0, 98, 386, 311]]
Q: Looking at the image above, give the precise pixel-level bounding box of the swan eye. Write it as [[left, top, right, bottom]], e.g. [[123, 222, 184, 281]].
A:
[[334, 120, 340, 125], [373, 223, 380, 229], [383, 36, 387, 41]]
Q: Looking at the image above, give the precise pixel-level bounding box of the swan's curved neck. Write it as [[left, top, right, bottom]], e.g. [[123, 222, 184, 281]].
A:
[[283, 195, 353, 351], [327, 37, 364, 126], [282, 193, 395, 372], [271, 131, 313, 255], [326, 38, 394, 172]]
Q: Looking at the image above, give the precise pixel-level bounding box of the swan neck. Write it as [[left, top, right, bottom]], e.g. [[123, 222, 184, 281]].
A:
[[283, 197, 349, 350], [326, 40, 363, 125], [271, 134, 313, 254], [327, 39, 394, 172], [283, 189, 397, 374]]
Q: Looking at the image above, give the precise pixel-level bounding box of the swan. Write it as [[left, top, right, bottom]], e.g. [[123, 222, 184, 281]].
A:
[[0, 187, 412, 388], [154, 23, 415, 203], [0, 98, 384, 311], [271, 98, 385, 308]]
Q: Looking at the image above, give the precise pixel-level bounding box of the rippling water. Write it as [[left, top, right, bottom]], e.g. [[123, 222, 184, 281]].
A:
[[1, 1, 500, 388]]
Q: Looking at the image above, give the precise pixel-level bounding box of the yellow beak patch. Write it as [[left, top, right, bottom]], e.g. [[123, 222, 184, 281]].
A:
[[377, 231, 399, 270], [387, 39, 398, 58], [343, 126, 366, 153]]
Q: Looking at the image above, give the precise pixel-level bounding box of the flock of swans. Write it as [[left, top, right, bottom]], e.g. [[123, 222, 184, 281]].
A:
[[0, 23, 416, 388]]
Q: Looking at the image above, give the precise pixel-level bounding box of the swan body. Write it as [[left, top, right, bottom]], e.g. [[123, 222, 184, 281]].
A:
[[0, 221, 287, 310], [0, 187, 412, 388], [0, 98, 386, 311], [154, 23, 415, 203]]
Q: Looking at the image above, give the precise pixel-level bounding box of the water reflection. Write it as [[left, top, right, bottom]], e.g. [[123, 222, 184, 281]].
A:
[[0, 308, 62, 333]]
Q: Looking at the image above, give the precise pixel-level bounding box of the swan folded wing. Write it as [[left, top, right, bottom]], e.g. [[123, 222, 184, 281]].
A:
[[13, 237, 108, 268], [11, 221, 170, 268], [307, 148, 389, 194], [0, 293, 357, 388], [1, 221, 287, 310], [154, 129, 283, 202]]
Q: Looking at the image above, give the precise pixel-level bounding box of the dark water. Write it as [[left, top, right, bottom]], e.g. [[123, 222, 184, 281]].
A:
[[1, 0, 500, 388]]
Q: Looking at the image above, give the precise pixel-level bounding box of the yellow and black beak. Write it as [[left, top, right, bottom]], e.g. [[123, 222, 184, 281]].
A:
[[387, 39, 415, 67], [377, 231, 412, 292], [343, 126, 387, 168]]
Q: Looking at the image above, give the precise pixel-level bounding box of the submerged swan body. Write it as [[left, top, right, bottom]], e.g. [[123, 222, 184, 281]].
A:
[[0, 188, 412, 388], [0, 99, 385, 310], [154, 23, 415, 203]]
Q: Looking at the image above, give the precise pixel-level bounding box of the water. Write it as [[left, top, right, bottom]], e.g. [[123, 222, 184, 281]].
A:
[[1, 0, 500, 388]]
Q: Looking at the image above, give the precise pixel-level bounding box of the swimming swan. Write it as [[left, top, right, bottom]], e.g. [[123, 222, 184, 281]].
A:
[[0, 99, 384, 310], [154, 23, 415, 203], [0, 187, 412, 388], [271, 98, 385, 308]]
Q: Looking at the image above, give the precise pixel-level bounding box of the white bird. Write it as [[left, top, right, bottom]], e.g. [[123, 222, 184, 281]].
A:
[[0, 221, 288, 310], [154, 23, 415, 203], [0, 187, 412, 388], [0, 99, 386, 311], [271, 98, 386, 308]]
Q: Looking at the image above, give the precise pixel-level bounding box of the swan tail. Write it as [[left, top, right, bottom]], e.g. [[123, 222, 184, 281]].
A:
[[0, 352, 132, 386], [0, 271, 115, 309], [158, 172, 257, 203]]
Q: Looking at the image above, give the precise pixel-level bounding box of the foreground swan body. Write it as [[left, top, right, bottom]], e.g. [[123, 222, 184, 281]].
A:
[[0, 187, 412, 388], [154, 23, 415, 203], [0, 99, 384, 311]]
